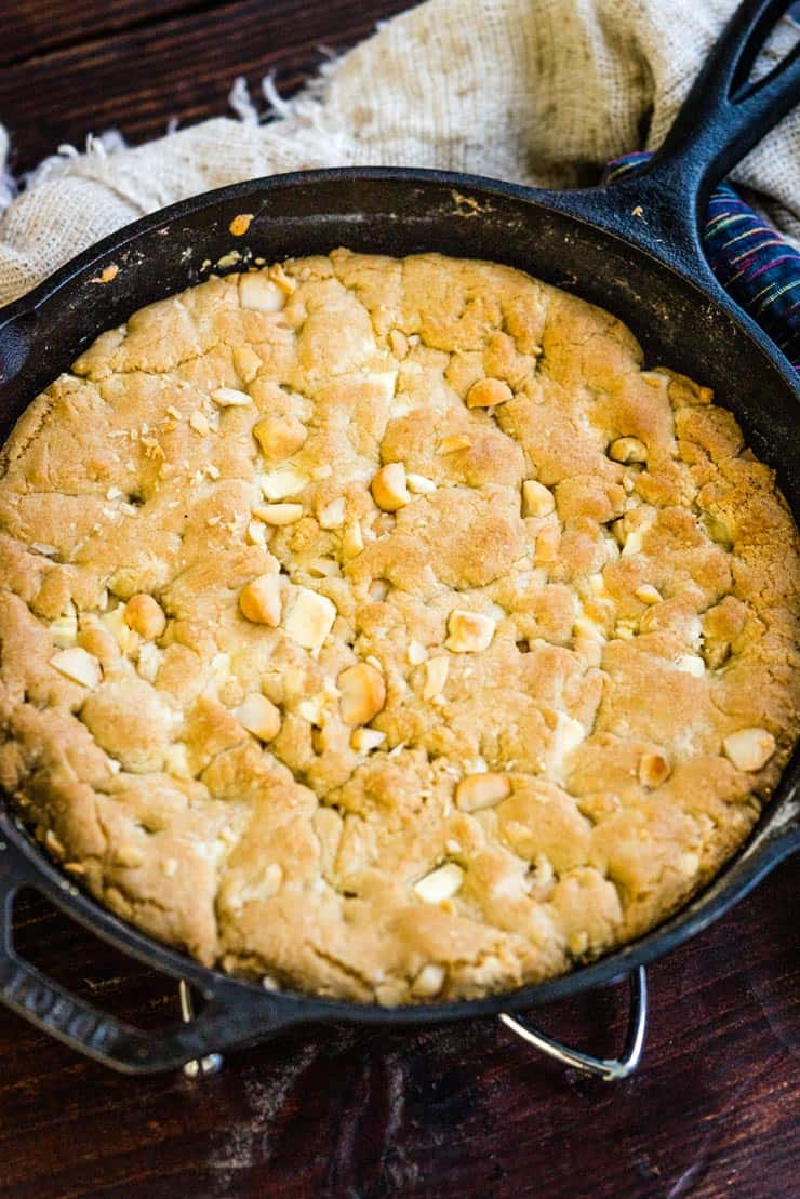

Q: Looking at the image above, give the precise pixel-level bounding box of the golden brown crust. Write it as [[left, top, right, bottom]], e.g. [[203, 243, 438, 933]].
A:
[[1, 249, 799, 1003]]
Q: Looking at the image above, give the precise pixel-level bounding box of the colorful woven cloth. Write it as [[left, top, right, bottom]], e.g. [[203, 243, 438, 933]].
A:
[[604, 151, 800, 371]]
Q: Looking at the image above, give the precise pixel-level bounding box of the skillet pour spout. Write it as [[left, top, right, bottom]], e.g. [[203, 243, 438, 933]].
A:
[[0, 0, 799, 1074]]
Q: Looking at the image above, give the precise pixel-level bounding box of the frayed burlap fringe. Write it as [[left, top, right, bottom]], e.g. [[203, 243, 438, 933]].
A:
[[0, 0, 798, 307]]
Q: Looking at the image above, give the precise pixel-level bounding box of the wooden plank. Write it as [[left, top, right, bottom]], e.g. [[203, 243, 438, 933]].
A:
[[0, 860, 797, 1197], [0, 0, 412, 174], [0, 0, 199, 67]]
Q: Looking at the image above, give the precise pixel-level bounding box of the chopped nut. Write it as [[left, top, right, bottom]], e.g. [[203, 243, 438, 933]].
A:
[[234, 344, 261, 382], [212, 386, 252, 408], [411, 963, 446, 998], [635, 584, 661, 605], [704, 512, 736, 548], [675, 653, 705, 678], [414, 863, 464, 903], [239, 272, 285, 311], [369, 579, 389, 602], [239, 574, 282, 625], [406, 473, 437, 495], [338, 662, 386, 725], [101, 609, 139, 657], [51, 647, 101, 688], [260, 467, 307, 500], [307, 557, 339, 578], [438, 434, 471, 454], [284, 588, 337, 653], [456, 772, 511, 812], [445, 609, 495, 653], [236, 692, 281, 741], [229, 213, 253, 237], [621, 530, 643, 558], [342, 521, 364, 558], [388, 329, 408, 358], [522, 479, 555, 518], [609, 436, 647, 464], [165, 744, 192, 778], [137, 641, 162, 683], [466, 378, 512, 408], [246, 518, 267, 547], [298, 696, 324, 725], [189, 411, 211, 436], [639, 751, 671, 788], [253, 415, 308, 462], [408, 640, 427, 666], [371, 462, 410, 511], [723, 728, 775, 772], [423, 655, 450, 699], [50, 603, 78, 649], [351, 727, 387, 752], [113, 846, 145, 869], [124, 593, 166, 640], [253, 502, 304, 525], [317, 496, 346, 529]]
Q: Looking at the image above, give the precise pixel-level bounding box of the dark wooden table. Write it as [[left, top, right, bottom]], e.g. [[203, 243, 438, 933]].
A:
[[0, 3, 798, 1196]]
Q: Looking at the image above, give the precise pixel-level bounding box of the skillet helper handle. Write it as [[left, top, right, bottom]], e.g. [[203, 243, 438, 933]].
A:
[[499, 967, 648, 1082], [0, 842, 282, 1074], [645, 0, 800, 207]]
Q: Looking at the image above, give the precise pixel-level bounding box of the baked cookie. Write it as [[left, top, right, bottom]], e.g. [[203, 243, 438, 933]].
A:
[[1, 249, 798, 1003]]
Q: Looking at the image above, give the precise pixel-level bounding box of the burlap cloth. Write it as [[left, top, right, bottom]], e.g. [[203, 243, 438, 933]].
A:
[[0, 0, 798, 308]]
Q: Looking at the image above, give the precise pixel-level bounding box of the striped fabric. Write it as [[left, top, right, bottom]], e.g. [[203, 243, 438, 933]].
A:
[[603, 151, 800, 371]]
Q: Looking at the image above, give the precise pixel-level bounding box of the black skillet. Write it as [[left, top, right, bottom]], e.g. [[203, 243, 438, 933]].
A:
[[0, 0, 799, 1077]]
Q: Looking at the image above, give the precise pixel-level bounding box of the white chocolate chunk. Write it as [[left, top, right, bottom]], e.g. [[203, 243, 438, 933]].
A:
[[317, 496, 346, 529], [165, 744, 191, 778], [675, 653, 705, 678], [51, 647, 101, 688], [137, 641, 163, 683], [408, 640, 427, 666], [413, 863, 464, 904], [284, 588, 336, 653], [423, 655, 450, 699], [239, 273, 285, 311], [723, 728, 775, 772], [411, 963, 446, 998], [445, 610, 495, 653]]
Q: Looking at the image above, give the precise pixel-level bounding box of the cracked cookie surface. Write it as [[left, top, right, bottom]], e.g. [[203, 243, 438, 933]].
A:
[[1, 249, 799, 1003]]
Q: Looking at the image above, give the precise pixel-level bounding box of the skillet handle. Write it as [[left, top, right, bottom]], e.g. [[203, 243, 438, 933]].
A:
[[643, 0, 800, 212], [0, 841, 292, 1074], [499, 967, 648, 1082]]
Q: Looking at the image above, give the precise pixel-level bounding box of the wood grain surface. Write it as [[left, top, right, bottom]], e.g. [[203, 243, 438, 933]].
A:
[[0, 2, 798, 1196]]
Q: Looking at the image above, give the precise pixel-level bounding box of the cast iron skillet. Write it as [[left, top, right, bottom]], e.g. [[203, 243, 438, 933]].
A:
[[0, 0, 799, 1076]]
